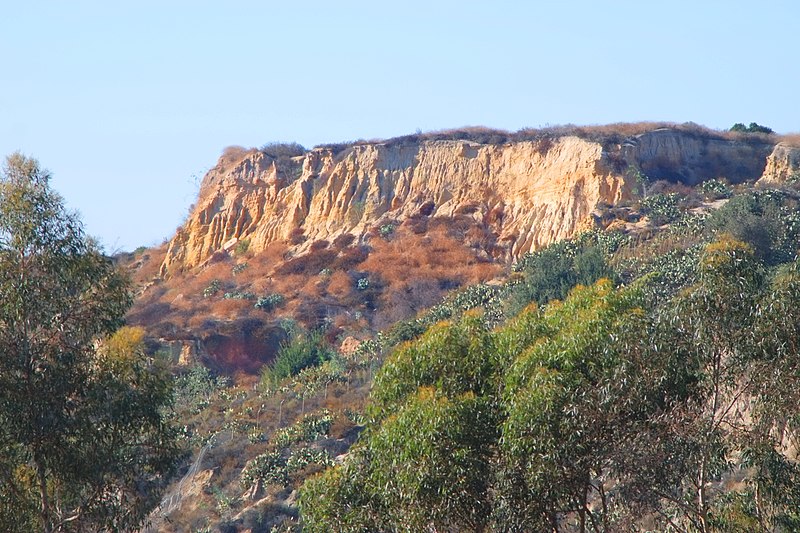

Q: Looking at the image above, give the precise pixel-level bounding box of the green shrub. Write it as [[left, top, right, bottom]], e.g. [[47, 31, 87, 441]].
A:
[[379, 224, 395, 239], [707, 189, 800, 265], [699, 179, 732, 200], [261, 331, 333, 388], [730, 122, 774, 134], [510, 240, 616, 310], [272, 410, 333, 449], [223, 290, 256, 300], [234, 238, 251, 255], [242, 448, 333, 490], [640, 193, 682, 225], [261, 142, 307, 159], [203, 279, 222, 298], [174, 365, 229, 413], [255, 293, 285, 312]]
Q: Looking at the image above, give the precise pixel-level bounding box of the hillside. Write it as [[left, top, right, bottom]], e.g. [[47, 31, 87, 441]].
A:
[[124, 123, 800, 532], [127, 124, 797, 375]]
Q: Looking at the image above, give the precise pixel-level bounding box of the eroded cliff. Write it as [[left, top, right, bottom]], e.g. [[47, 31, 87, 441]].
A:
[[758, 142, 800, 185], [160, 127, 779, 274]]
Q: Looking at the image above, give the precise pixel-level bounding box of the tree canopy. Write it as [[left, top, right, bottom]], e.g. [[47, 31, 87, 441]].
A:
[[0, 153, 181, 532], [301, 236, 800, 532]]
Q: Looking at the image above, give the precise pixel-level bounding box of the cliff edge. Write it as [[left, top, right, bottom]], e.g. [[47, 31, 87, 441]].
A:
[[160, 126, 777, 275]]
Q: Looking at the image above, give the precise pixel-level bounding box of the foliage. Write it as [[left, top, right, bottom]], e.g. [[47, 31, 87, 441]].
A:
[[272, 410, 333, 449], [706, 188, 800, 264], [260, 142, 307, 159], [174, 364, 230, 414], [254, 293, 285, 312], [627, 164, 650, 196], [203, 279, 222, 298], [422, 282, 505, 327], [0, 153, 181, 532], [242, 448, 333, 491], [510, 237, 617, 312], [300, 232, 800, 531], [223, 290, 256, 300], [261, 331, 334, 389], [378, 223, 395, 239], [699, 178, 732, 200], [730, 122, 774, 134], [639, 192, 682, 225], [234, 238, 251, 256]]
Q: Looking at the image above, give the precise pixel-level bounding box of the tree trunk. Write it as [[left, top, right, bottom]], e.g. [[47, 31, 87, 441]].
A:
[[36, 457, 53, 533]]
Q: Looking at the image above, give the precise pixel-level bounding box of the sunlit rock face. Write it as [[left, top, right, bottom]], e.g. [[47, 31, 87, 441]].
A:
[[161, 128, 778, 275]]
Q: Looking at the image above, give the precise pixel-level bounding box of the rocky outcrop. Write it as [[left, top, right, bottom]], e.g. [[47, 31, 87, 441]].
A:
[[758, 143, 800, 185], [161, 128, 780, 274], [623, 128, 773, 185]]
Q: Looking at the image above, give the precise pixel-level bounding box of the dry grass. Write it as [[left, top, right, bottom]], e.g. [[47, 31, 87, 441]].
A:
[[317, 121, 777, 153], [778, 133, 800, 147]]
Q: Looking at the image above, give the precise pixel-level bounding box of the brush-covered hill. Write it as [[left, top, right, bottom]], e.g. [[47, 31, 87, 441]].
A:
[[126, 123, 798, 375], [125, 123, 800, 532]]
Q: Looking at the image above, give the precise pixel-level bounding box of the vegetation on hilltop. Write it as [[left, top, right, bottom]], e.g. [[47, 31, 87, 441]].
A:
[[314, 121, 781, 155]]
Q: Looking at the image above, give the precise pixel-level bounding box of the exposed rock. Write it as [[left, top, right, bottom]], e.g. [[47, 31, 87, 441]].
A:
[[158, 338, 205, 367], [758, 142, 800, 184], [201, 319, 288, 375], [623, 128, 773, 185], [338, 336, 361, 356], [160, 128, 779, 275]]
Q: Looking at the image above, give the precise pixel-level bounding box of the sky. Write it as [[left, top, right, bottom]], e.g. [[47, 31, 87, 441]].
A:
[[1, 1, 799, 252]]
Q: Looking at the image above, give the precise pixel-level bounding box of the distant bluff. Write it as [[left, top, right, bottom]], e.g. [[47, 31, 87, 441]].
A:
[[160, 124, 795, 275]]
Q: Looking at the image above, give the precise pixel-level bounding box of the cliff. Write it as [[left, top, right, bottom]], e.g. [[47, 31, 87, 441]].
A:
[[160, 127, 777, 274], [758, 142, 800, 185]]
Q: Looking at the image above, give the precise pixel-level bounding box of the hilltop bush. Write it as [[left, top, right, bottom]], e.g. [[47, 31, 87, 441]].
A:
[[261, 142, 307, 159]]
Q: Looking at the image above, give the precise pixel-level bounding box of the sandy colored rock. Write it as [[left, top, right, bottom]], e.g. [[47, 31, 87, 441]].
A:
[[758, 142, 800, 185], [339, 336, 362, 356], [160, 129, 778, 275]]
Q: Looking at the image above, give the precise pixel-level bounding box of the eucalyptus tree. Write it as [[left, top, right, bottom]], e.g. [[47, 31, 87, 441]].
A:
[[0, 153, 180, 532]]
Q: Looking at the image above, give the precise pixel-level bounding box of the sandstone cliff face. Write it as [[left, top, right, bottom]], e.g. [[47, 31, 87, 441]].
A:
[[162, 137, 631, 273], [161, 129, 779, 274], [757, 143, 800, 185]]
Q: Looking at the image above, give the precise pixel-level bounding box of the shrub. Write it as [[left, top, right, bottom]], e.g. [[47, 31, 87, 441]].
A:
[[241, 448, 333, 491], [203, 279, 222, 298], [254, 293, 285, 312], [234, 238, 250, 256], [640, 193, 682, 225], [223, 290, 255, 300], [379, 224, 395, 239], [261, 331, 334, 388], [730, 122, 774, 134], [272, 410, 333, 449], [261, 142, 307, 158], [510, 238, 617, 311], [332, 233, 355, 249], [699, 179, 732, 200]]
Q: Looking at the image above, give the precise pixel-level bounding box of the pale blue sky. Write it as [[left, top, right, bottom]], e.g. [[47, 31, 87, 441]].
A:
[[2, 1, 798, 251]]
